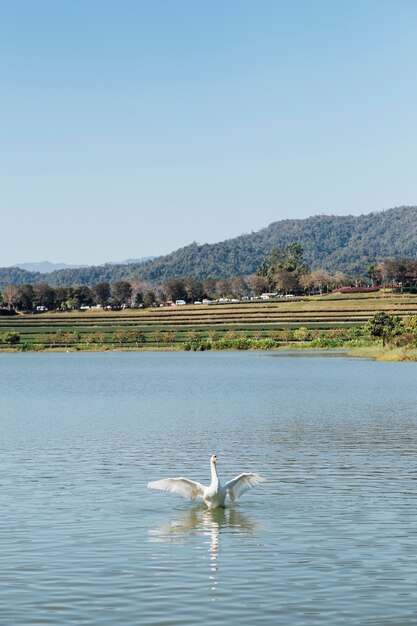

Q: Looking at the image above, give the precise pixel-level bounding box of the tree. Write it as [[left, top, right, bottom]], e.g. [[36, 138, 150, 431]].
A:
[[162, 330, 175, 346], [92, 332, 107, 345], [94, 282, 111, 308], [368, 264, 382, 286], [133, 290, 144, 307], [84, 333, 97, 346], [331, 272, 350, 290], [273, 270, 299, 295], [230, 276, 250, 298], [281, 328, 293, 343], [403, 314, 417, 334], [268, 330, 281, 344], [165, 279, 187, 303], [2, 285, 20, 310], [283, 242, 308, 274], [207, 329, 220, 342], [151, 330, 164, 346], [36, 333, 51, 347], [70, 286, 93, 309], [246, 274, 268, 296], [17, 284, 35, 312], [309, 270, 331, 294], [365, 312, 403, 346], [54, 287, 71, 310], [372, 261, 395, 288], [215, 279, 232, 298], [112, 329, 131, 345], [203, 278, 216, 299], [34, 284, 57, 310], [186, 330, 200, 342], [299, 273, 314, 294], [257, 243, 309, 292], [293, 327, 310, 342], [2, 331, 20, 345], [143, 291, 156, 308], [53, 330, 80, 348], [111, 281, 132, 307], [128, 329, 146, 347], [257, 247, 284, 279], [327, 328, 347, 340], [130, 280, 147, 307], [66, 332, 80, 347], [184, 278, 204, 303]]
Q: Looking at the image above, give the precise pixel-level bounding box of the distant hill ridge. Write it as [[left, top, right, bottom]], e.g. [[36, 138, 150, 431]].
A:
[[14, 257, 155, 274], [1, 206, 416, 288], [14, 261, 86, 273]]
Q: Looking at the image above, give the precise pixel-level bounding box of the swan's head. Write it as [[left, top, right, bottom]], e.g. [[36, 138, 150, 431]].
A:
[[210, 454, 218, 464]]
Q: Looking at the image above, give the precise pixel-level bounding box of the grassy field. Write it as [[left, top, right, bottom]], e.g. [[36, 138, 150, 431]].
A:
[[347, 345, 417, 361], [0, 292, 417, 357]]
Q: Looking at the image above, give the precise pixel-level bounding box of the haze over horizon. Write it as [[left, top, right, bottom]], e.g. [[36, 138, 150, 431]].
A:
[[2, 0, 417, 267]]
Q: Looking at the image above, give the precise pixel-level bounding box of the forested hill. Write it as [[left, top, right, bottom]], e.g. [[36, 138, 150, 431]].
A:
[[2, 205, 417, 287]]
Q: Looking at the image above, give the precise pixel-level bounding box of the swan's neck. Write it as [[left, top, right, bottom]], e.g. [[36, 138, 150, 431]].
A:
[[210, 461, 219, 486]]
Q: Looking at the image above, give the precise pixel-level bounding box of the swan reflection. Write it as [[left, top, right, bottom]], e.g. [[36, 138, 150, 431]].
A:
[[149, 507, 259, 574]]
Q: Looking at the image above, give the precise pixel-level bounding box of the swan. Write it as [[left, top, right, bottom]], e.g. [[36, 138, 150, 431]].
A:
[[148, 455, 265, 509]]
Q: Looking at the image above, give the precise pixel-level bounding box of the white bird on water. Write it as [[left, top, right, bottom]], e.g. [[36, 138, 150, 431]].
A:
[[148, 455, 265, 509]]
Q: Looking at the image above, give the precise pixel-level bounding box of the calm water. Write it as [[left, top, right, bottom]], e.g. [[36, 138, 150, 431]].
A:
[[1, 351, 417, 625]]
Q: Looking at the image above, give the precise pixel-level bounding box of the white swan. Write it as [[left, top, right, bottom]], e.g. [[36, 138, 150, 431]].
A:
[[148, 455, 265, 509]]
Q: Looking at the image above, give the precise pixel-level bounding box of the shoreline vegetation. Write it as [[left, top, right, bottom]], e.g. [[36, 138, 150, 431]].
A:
[[0, 343, 416, 362], [1, 292, 417, 362], [5, 346, 417, 362]]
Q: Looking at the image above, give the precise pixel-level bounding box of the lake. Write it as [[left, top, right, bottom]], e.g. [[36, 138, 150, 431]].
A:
[[1, 351, 417, 625]]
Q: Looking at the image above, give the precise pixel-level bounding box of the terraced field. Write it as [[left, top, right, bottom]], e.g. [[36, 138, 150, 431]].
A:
[[1, 292, 417, 349]]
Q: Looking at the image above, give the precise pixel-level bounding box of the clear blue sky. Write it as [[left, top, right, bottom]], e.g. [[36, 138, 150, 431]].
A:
[[1, 0, 417, 266]]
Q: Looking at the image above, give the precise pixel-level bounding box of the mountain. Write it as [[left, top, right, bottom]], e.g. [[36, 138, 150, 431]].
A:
[[14, 261, 85, 273], [106, 257, 156, 265], [14, 257, 155, 274], [1, 206, 416, 288], [124, 205, 417, 283]]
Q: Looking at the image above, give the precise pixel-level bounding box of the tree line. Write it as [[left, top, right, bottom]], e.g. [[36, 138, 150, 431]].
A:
[[1, 244, 417, 312], [255, 245, 417, 294]]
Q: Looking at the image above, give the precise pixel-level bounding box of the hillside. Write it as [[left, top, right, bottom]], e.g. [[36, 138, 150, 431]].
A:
[[1, 206, 416, 287], [1, 292, 417, 355]]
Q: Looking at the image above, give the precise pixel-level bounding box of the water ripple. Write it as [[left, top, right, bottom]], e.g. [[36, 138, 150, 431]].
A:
[[1, 352, 417, 624]]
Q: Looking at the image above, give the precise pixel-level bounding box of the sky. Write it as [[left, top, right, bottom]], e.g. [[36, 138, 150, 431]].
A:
[[1, 0, 417, 266]]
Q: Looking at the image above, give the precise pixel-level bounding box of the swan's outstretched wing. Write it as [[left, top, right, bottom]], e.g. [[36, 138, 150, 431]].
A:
[[224, 473, 265, 501], [148, 477, 205, 501]]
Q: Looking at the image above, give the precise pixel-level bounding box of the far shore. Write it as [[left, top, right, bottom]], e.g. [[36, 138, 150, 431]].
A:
[[272, 344, 417, 362], [0, 343, 416, 362]]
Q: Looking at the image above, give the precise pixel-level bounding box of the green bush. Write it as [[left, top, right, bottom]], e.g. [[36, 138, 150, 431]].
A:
[[183, 340, 212, 351], [3, 331, 20, 345], [210, 336, 277, 351], [18, 342, 31, 352], [310, 337, 343, 348]]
